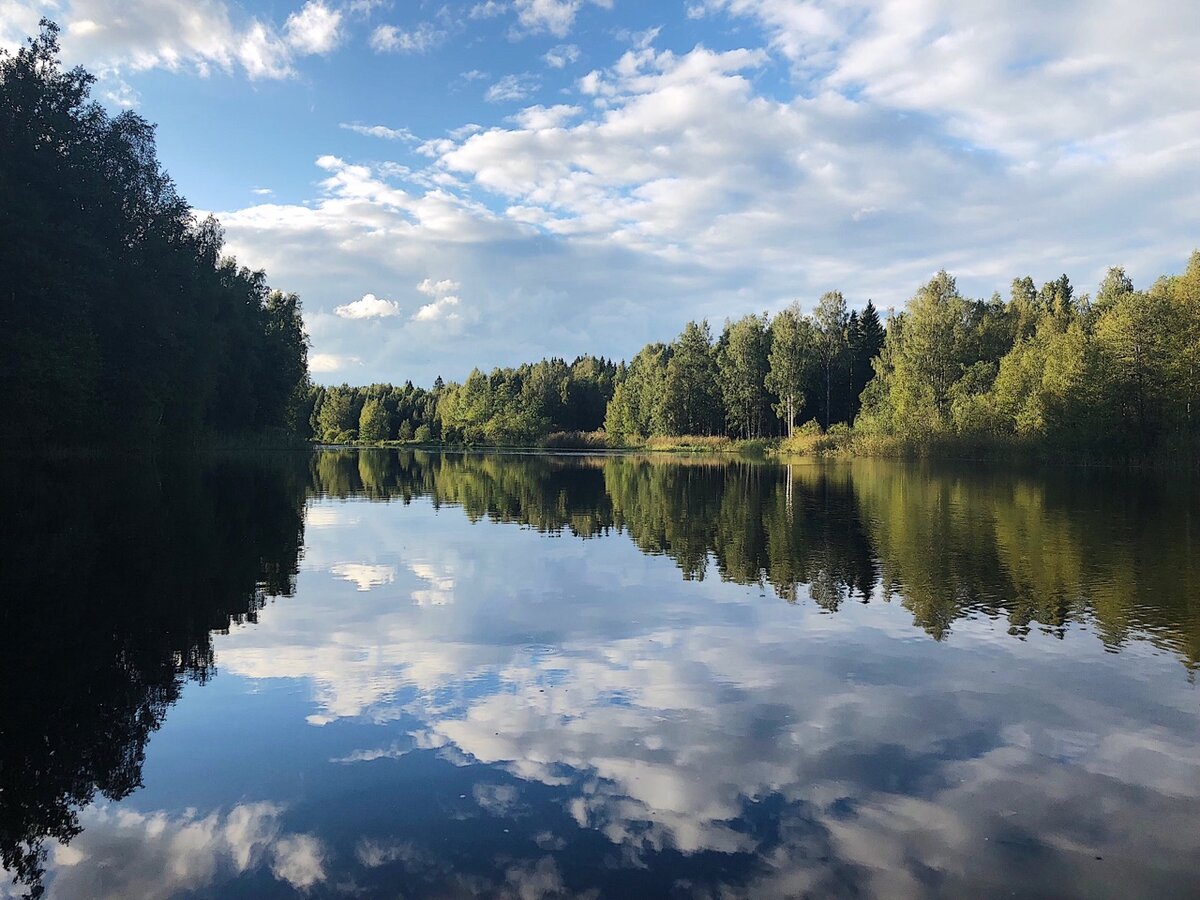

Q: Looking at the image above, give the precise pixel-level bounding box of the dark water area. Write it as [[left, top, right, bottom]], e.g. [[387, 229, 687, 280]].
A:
[[1, 450, 1198, 899]]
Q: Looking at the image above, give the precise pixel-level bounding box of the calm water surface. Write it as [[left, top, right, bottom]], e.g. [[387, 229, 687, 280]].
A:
[[2, 451, 1198, 899]]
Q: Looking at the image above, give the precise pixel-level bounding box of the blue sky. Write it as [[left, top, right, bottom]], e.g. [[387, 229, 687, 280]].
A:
[[3, 0, 1198, 384]]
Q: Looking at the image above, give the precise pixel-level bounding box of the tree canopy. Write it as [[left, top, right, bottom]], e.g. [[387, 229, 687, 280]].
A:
[[1, 21, 309, 447]]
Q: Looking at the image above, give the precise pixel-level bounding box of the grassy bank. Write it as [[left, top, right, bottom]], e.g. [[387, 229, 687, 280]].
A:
[[331, 426, 1200, 469]]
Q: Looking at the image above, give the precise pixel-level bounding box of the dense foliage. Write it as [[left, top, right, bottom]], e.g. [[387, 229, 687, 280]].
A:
[[0, 22, 309, 447], [306, 355, 618, 444], [858, 258, 1200, 451], [605, 303, 885, 440], [603, 257, 1200, 455]]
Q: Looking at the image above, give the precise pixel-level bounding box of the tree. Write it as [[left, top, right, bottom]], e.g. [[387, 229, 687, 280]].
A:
[[659, 321, 722, 435], [849, 301, 885, 421], [317, 387, 355, 441], [813, 291, 849, 428], [1095, 289, 1172, 437], [717, 314, 771, 438], [1095, 266, 1134, 311], [358, 397, 390, 442], [766, 304, 816, 438], [0, 20, 310, 446]]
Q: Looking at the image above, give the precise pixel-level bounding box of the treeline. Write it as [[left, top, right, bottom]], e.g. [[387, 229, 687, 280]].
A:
[[305, 355, 618, 444], [858, 257, 1200, 451], [605, 300, 885, 440], [328, 253, 1200, 457], [1, 22, 309, 447]]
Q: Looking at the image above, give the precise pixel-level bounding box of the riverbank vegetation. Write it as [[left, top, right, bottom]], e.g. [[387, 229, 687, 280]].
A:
[[1, 22, 310, 448], [313, 250, 1200, 462]]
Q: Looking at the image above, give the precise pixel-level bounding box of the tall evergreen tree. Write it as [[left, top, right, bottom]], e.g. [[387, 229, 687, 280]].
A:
[[813, 291, 849, 428]]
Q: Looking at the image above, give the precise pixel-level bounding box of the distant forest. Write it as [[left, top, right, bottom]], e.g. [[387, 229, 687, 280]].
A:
[[1, 22, 309, 447], [309, 252, 1200, 455]]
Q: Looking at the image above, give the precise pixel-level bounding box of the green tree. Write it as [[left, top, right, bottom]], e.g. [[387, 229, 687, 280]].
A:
[[317, 387, 355, 442], [1095, 288, 1172, 436], [766, 304, 816, 438], [358, 397, 391, 443], [849, 301, 885, 421], [659, 321, 722, 435], [717, 314, 771, 438], [813, 291, 849, 427]]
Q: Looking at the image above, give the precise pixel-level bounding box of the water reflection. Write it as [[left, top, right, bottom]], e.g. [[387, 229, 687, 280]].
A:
[[314, 450, 1200, 664], [0, 455, 308, 896], [3, 451, 1199, 898]]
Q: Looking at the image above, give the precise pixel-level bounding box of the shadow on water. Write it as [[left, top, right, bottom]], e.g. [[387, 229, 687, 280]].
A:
[[1, 449, 1197, 897], [0, 454, 309, 896]]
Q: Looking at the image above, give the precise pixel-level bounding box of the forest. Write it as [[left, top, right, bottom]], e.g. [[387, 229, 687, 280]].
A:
[[6, 18, 1197, 457], [311, 252, 1200, 457], [0, 22, 309, 447]]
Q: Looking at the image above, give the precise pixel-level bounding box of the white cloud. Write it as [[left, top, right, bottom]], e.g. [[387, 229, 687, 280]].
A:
[[511, 0, 612, 38], [270, 835, 326, 889], [329, 562, 397, 591], [334, 293, 402, 319], [237, 22, 293, 79], [198, 491, 1200, 896], [251, 187, 273, 196], [309, 353, 362, 373], [9, 0, 342, 80], [38, 804, 328, 899], [210, 7, 1200, 386], [102, 79, 139, 108], [416, 277, 460, 296], [485, 72, 540, 102], [413, 295, 460, 322], [705, 0, 1200, 161], [369, 21, 444, 53], [340, 122, 417, 141], [284, 1, 342, 55], [469, 0, 507, 18], [511, 103, 581, 130], [543, 42, 580, 68]]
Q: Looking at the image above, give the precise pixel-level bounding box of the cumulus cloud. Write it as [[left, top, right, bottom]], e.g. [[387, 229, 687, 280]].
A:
[[329, 562, 397, 591], [38, 804, 328, 899], [543, 42, 580, 68], [202, 491, 1200, 895], [269, 835, 326, 889], [334, 293, 402, 319], [510, 103, 581, 130], [413, 295, 461, 322], [209, 6, 1200, 386], [369, 21, 444, 53], [416, 278, 461, 296], [283, 1, 342, 55], [6, 0, 342, 79], [309, 353, 362, 373]]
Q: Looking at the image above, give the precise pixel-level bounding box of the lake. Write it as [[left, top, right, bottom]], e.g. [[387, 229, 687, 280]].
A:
[[2, 450, 1198, 899]]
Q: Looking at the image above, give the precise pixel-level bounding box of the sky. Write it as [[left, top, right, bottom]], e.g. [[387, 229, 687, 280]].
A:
[[2, 0, 1199, 385]]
